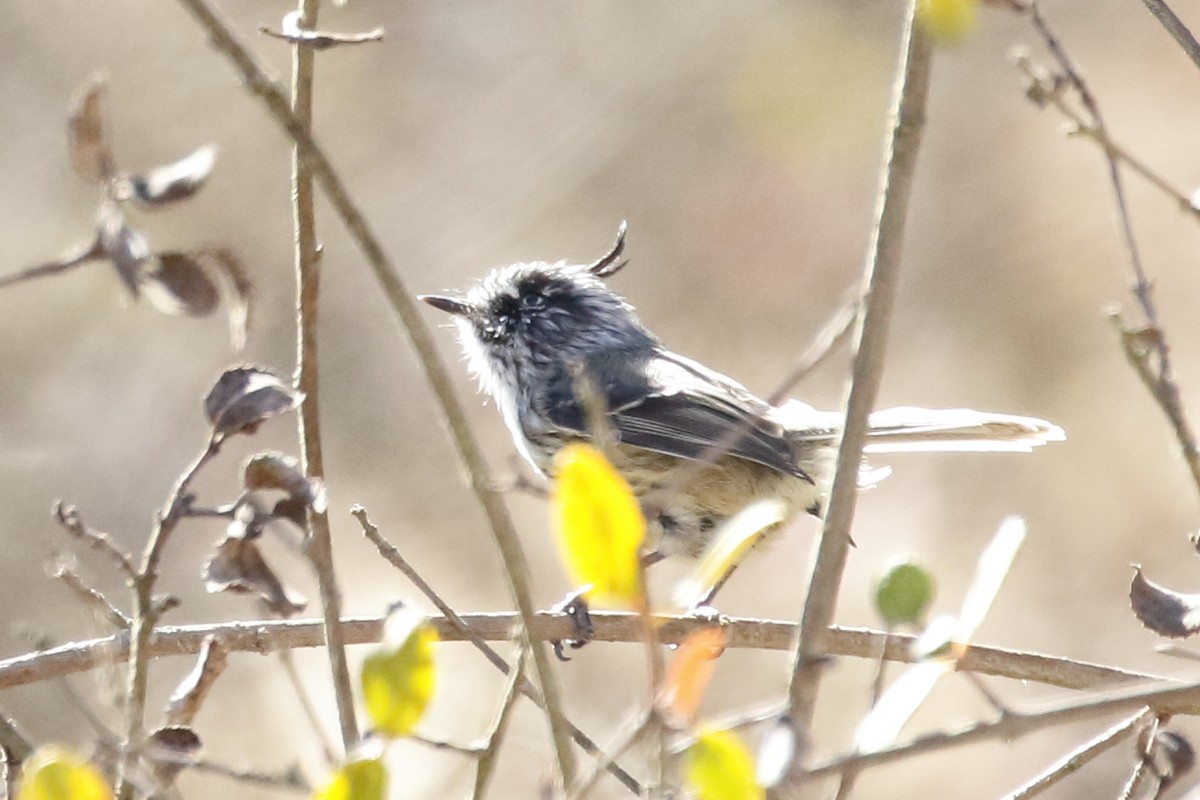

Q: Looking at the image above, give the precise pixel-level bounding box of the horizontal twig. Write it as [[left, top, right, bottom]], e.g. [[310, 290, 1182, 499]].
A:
[[0, 613, 1184, 704], [260, 22, 383, 49], [802, 679, 1200, 780], [1001, 709, 1153, 800]]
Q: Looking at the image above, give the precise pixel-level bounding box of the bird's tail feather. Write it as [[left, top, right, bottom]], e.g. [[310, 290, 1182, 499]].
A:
[[777, 403, 1065, 454]]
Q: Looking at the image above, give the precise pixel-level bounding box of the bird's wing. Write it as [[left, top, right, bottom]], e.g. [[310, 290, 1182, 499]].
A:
[[540, 350, 810, 481]]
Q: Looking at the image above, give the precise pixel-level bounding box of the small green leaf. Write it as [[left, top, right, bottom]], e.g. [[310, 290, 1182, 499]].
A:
[[686, 728, 763, 800], [313, 757, 387, 800], [361, 608, 437, 737], [873, 558, 936, 626]]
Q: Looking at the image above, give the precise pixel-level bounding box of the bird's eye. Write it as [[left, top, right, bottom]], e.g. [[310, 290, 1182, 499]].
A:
[[521, 292, 546, 310]]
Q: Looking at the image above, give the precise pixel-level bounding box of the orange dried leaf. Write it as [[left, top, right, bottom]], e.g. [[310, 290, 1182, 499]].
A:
[[658, 627, 728, 724]]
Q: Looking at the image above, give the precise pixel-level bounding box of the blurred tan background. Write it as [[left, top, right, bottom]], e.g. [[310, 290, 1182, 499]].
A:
[[2, 0, 1200, 797]]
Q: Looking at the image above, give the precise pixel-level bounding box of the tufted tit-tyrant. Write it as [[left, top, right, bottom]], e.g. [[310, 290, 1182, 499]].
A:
[[421, 225, 1063, 559]]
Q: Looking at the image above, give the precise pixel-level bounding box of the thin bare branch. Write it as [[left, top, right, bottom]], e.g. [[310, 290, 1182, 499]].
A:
[[189, 758, 310, 793], [473, 649, 526, 799], [0, 238, 104, 290], [287, 0, 358, 752], [52, 502, 136, 579], [52, 564, 130, 629], [801, 682, 1200, 780], [787, 0, 932, 737], [566, 710, 654, 800], [1020, 4, 1200, 498], [1139, 0, 1200, 73], [260, 16, 383, 50], [277, 649, 337, 765], [1014, 53, 1200, 221], [118, 430, 222, 800], [0, 613, 1188, 709], [170, 0, 576, 783], [354, 506, 641, 795], [1002, 710, 1151, 799], [411, 734, 485, 757], [0, 714, 33, 765]]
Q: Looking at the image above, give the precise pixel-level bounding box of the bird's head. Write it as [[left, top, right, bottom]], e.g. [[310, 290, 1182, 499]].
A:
[[420, 223, 654, 398]]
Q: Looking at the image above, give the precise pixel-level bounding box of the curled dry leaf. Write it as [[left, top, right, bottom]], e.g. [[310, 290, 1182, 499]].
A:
[[125, 144, 216, 208], [97, 201, 152, 296], [140, 252, 220, 317], [204, 366, 303, 437], [1147, 730, 1196, 794], [146, 725, 202, 788], [202, 534, 307, 617], [271, 495, 309, 531], [68, 75, 114, 183], [140, 249, 253, 348], [244, 452, 327, 513], [1130, 567, 1200, 638]]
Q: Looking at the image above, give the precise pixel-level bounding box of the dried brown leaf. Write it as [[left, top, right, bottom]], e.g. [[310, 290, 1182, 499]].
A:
[[271, 495, 308, 530], [146, 725, 202, 788], [202, 534, 306, 617], [204, 366, 302, 437], [140, 252, 221, 317], [244, 452, 327, 513], [1130, 567, 1200, 638], [125, 144, 216, 207], [68, 75, 114, 183]]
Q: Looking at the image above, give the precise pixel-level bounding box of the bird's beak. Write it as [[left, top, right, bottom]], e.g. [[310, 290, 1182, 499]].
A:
[[419, 294, 473, 317]]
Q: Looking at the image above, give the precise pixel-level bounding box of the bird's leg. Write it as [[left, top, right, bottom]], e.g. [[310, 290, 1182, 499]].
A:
[[549, 550, 668, 661], [693, 560, 741, 610], [550, 588, 594, 661]]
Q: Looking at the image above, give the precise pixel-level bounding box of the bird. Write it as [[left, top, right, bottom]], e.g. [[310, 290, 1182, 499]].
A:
[[421, 225, 1064, 561]]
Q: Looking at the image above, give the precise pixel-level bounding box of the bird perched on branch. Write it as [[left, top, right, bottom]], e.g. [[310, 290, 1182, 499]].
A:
[[421, 224, 1063, 560]]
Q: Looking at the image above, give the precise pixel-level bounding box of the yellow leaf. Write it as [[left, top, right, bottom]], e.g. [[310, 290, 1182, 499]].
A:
[[361, 609, 438, 738], [552, 443, 645, 608], [18, 745, 112, 800], [658, 627, 728, 725], [686, 728, 763, 800], [313, 757, 387, 800], [917, 0, 979, 44]]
